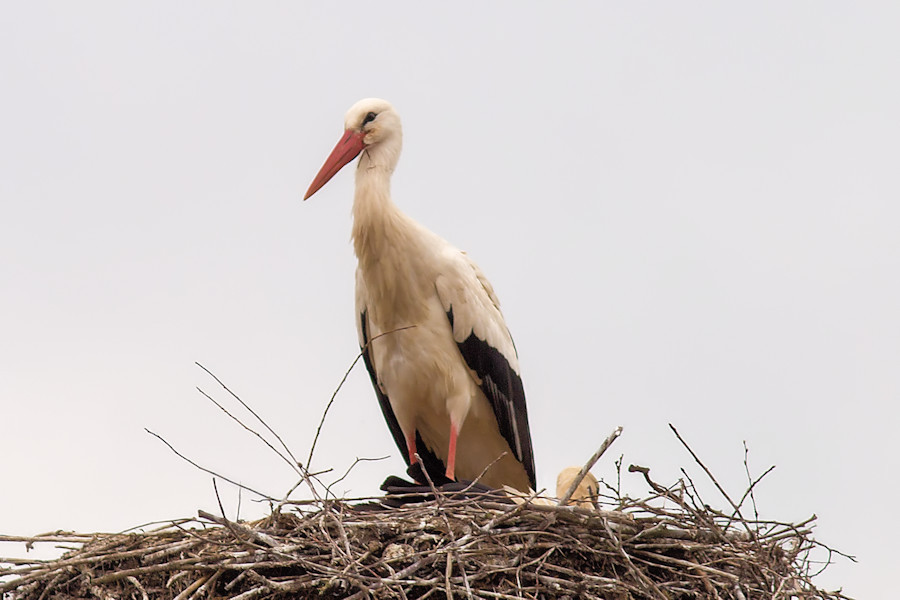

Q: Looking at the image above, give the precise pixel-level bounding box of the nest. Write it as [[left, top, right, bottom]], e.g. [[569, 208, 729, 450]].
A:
[[1, 368, 853, 599], [1, 467, 849, 600]]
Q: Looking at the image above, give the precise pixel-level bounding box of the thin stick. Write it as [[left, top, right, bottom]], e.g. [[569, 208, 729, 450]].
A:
[[0, 534, 96, 544], [195, 364, 323, 503], [145, 428, 273, 500], [557, 426, 623, 506], [326, 455, 389, 497], [212, 478, 258, 553], [196, 362, 301, 470], [305, 325, 416, 470], [600, 516, 668, 600], [668, 424, 743, 519], [732, 464, 776, 524], [195, 385, 301, 477]]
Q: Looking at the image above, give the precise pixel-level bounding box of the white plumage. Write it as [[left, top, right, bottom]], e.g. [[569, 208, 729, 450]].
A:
[[304, 99, 535, 492]]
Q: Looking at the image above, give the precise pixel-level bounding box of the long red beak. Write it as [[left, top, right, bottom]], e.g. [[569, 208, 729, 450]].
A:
[[303, 130, 367, 200]]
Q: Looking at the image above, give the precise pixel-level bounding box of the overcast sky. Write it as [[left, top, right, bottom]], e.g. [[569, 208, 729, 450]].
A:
[[2, 3, 897, 597]]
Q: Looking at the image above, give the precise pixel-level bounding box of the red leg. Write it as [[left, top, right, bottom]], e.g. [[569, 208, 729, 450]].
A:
[[406, 433, 419, 466], [445, 422, 458, 481]]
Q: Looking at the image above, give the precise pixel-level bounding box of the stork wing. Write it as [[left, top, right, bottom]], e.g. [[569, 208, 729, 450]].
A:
[[435, 251, 536, 490], [356, 277, 448, 485]]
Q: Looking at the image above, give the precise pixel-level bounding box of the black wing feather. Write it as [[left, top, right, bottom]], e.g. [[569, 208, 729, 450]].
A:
[[360, 310, 449, 485], [447, 308, 536, 489]]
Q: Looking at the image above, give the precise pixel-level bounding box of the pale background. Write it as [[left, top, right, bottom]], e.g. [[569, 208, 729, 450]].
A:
[[2, 3, 897, 598]]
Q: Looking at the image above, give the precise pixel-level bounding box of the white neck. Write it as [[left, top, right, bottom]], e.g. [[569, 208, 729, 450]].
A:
[[351, 144, 404, 263]]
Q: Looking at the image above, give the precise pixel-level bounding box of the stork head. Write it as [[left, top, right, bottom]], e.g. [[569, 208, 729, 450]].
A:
[[304, 98, 402, 200]]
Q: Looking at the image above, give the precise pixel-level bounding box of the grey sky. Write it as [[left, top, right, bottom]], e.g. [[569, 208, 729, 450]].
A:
[[2, 3, 897, 597]]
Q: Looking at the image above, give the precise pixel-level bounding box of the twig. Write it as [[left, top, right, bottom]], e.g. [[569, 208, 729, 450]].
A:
[[144, 428, 273, 500], [742, 440, 761, 521], [195, 385, 302, 477], [732, 463, 776, 525], [326, 455, 389, 497], [600, 515, 668, 600], [212, 478, 263, 553], [668, 424, 744, 520], [195, 362, 301, 470], [126, 575, 150, 600], [305, 325, 416, 471], [172, 574, 208, 600], [558, 426, 622, 506]]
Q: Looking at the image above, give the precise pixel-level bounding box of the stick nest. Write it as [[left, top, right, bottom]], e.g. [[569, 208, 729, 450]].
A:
[[1, 472, 849, 600]]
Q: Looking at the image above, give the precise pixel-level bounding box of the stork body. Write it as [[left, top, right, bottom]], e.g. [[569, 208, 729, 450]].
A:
[[305, 99, 535, 492]]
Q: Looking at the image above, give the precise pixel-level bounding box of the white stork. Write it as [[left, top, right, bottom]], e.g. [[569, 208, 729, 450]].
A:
[[304, 98, 535, 493]]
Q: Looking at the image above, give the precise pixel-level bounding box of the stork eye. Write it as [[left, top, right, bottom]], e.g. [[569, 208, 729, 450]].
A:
[[362, 112, 377, 126]]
